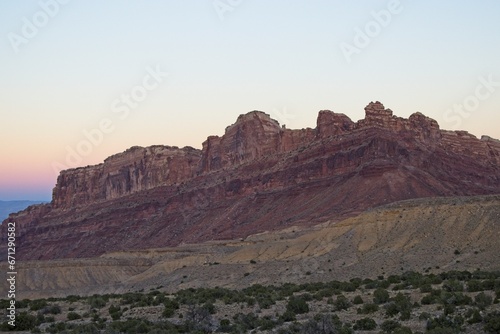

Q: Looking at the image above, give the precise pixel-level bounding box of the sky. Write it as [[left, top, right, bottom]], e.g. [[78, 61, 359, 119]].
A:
[[1, 1, 499, 201]]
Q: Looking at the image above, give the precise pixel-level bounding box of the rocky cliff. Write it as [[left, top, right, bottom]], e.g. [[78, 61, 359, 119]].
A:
[[3, 102, 500, 260]]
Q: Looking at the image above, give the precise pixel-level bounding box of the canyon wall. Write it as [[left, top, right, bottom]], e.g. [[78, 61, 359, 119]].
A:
[[3, 102, 500, 260]]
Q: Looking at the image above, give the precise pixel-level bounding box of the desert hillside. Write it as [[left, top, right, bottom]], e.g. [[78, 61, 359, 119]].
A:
[[2, 194, 498, 300]]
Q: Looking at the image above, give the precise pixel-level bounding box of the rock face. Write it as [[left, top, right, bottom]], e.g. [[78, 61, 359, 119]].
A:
[[53, 145, 202, 209], [3, 102, 500, 260]]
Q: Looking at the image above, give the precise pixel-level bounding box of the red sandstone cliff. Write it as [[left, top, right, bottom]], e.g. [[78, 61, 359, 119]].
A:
[[3, 102, 500, 260]]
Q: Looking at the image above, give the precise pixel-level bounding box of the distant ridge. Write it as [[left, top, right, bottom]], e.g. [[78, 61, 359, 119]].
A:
[[0, 200, 47, 221]]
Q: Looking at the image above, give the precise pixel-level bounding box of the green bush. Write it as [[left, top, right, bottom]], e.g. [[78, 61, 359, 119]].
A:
[[386, 293, 413, 320], [421, 294, 438, 305], [108, 304, 122, 320], [67, 312, 81, 320], [380, 319, 401, 332], [88, 295, 107, 309], [280, 310, 296, 322], [358, 303, 379, 314], [233, 312, 260, 331], [46, 322, 67, 333], [426, 314, 463, 332], [286, 296, 309, 315], [374, 288, 390, 304], [30, 299, 48, 311], [353, 295, 364, 304], [467, 309, 482, 324], [334, 295, 351, 311], [387, 275, 401, 284], [162, 298, 180, 318], [219, 318, 231, 332], [442, 280, 464, 292], [353, 317, 377, 330], [420, 284, 433, 293], [475, 292, 492, 309], [65, 295, 82, 303], [10, 311, 37, 330], [484, 311, 500, 333]]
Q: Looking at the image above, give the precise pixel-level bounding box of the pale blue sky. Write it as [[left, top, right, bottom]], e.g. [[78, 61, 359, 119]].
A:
[[1, 1, 499, 200]]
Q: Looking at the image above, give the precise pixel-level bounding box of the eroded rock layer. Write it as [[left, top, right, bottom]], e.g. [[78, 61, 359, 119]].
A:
[[3, 102, 500, 260]]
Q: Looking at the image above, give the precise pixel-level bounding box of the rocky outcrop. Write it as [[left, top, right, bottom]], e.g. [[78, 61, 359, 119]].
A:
[[316, 110, 355, 138], [3, 102, 500, 260], [52, 145, 201, 209]]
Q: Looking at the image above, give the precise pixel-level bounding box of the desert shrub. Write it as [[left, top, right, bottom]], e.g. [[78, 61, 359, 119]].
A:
[[9, 311, 37, 330], [380, 319, 401, 332], [373, 288, 390, 304], [67, 312, 81, 320], [442, 280, 464, 292], [43, 315, 55, 323], [109, 319, 156, 334], [386, 302, 400, 318], [301, 315, 346, 334], [353, 317, 377, 330], [219, 318, 231, 332], [46, 322, 67, 333], [108, 304, 122, 320], [466, 308, 482, 324], [390, 327, 413, 334], [202, 302, 216, 314], [358, 303, 379, 314], [420, 284, 433, 293], [232, 312, 260, 331], [184, 304, 217, 332], [425, 274, 443, 285], [440, 270, 472, 281], [443, 304, 456, 315], [438, 291, 472, 306], [385, 292, 413, 319], [300, 313, 346, 334], [259, 315, 279, 331], [466, 279, 483, 292], [340, 281, 357, 292], [387, 275, 401, 284], [257, 295, 275, 309], [379, 280, 392, 289], [65, 295, 82, 303], [481, 279, 497, 291], [120, 292, 143, 305], [88, 295, 107, 309], [163, 298, 180, 318], [353, 295, 364, 304], [334, 295, 351, 311], [279, 282, 301, 297], [401, 271, 424, 288], [280, 310, 296, 322], [109, 304, 120, 314], [474, 291, 492, 309], [286, 296, 309, 315], [426, 314, 463, 333], [314, 288, 335, 300], [349, 277, 362, 288], [30, 299, 48, 311], [16, 299, 30, 309], [484, 311, 500, 333]]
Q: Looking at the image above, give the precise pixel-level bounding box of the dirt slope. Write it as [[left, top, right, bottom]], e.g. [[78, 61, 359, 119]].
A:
[[3, 194, 499, 299]]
